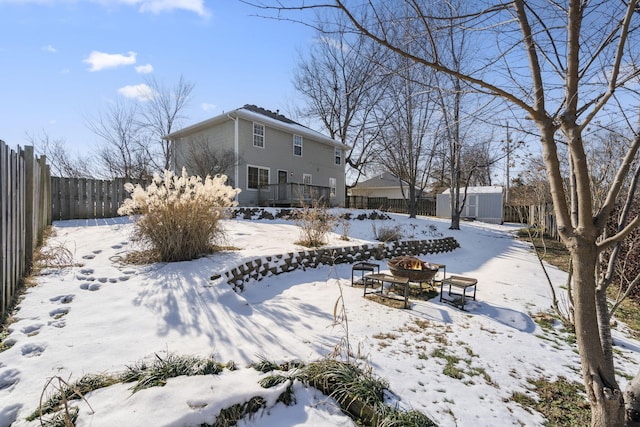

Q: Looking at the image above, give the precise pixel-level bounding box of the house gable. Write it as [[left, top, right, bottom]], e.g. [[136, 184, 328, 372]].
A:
[[349, 172, 423, 199], [166, 105, 348, 207]]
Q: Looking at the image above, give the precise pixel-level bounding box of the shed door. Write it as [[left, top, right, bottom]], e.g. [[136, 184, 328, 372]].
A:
[[466, 195, 478, 218]]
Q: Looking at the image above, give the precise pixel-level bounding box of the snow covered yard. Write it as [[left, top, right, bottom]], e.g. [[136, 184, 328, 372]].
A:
[[1, 211, 640, 427]]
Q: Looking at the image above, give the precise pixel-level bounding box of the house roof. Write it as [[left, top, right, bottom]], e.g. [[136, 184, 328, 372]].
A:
[[441, 185, 504, 195], [353, 172, 410, 189], [163, 104, 349, 150]]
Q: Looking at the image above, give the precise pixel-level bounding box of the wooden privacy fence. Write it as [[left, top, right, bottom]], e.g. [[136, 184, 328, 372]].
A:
[[504, 203, 558, 239], [348, 197, 559, 239], [347, 196, 437, 216], [1, 142, 51, 319], [51, 177, 147, 221]]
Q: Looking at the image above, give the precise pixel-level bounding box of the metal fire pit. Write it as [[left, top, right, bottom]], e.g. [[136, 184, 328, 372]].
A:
[[388, 256, 438, 282]]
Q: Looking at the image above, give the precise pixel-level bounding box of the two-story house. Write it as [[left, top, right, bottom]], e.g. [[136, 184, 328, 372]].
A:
[[165, 105, 349, 207]]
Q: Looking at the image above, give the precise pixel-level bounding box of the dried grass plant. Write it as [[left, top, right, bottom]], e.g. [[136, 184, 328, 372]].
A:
[[118, 169, 240, 262], [293, 197, 336, 247]]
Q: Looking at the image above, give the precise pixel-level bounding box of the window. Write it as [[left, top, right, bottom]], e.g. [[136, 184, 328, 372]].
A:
[[303, 174, 312, 185], [253, 123, 265, 148], [293, 135, 303, 156], [247, 165, 269, 189], [329, 177, 336, 198], [335, 148, 342, 165]]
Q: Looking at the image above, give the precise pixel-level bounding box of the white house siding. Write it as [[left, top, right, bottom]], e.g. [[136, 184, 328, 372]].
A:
[[436, 186, 504, 224]]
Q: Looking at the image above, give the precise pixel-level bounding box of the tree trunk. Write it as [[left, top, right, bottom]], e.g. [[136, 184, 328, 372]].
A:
[[449, 212, 460, 230], [408, 185, 417, 218], [571, 240, 625, 426]]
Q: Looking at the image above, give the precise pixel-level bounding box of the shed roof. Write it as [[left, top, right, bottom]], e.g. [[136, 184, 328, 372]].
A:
[[441, 185, 504, 195]]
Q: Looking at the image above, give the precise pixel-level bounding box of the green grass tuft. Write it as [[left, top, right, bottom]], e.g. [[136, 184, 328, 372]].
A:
[[121, 353, 224, 393]]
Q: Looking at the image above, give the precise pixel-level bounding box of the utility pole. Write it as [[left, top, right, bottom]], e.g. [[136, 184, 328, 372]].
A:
[[505, 122, 511, 204]]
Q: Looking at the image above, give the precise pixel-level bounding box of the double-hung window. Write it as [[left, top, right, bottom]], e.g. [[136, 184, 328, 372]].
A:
[[247, 165, 269, 190], [334, 148, 342, 165], [253, 123, 265, 148], [293, 135, 303, 156], [329, 177, 337, 198]]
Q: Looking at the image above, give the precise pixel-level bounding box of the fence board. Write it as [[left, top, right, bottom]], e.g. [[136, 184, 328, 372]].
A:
[[49, 177, 147, 221], [346, 196, 436, 217], [0, 142, 50, 319]]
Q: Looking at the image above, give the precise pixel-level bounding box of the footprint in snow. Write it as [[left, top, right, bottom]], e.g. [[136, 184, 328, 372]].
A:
[[80, 283, 101, 291], [111, 244, 122, 249], [0, 368, 20, 390], [48, 319, 66, 328], [21, 343, 46, 358], [82, 254, 95, 260], [0, 404, 21, 426], [20, 324, 44, 336], [49, 307, 69, 319], [80, 268, 94, 275], [93, 249, 102, 254], [50, 294, 74, 304], [0, 368, 20, 391], [1, 338, 17, 350]]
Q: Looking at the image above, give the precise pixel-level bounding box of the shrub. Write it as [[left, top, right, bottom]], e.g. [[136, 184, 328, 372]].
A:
[[293, 198, 336, 247], [372, 222, 403, 242], [118, 169, 240, 262]]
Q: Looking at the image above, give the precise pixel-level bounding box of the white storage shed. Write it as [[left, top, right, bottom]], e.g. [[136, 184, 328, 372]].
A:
[[436, 186, 504, 224]]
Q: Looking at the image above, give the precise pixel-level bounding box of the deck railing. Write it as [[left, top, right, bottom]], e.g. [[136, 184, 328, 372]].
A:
[[258, 183, 333, 207]]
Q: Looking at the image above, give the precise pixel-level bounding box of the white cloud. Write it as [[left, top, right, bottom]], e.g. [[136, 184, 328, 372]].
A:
[[118, 83, 155, 101], [201, 102, 217, 112], [83, 51, 137, 72], [2, 0, 210, 17], [136, 0, 210, 17], [42, 44, 57, 53], [135, 64, 154, 74]]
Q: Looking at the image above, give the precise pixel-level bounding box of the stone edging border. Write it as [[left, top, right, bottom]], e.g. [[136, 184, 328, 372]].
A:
[[219, 237, 460, 292]]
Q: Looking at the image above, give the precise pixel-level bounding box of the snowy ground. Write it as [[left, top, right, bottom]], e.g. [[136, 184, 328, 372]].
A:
[[1, 210, 640, 427]]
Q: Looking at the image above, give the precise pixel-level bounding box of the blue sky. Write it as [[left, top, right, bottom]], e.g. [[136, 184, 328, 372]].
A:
[[0, 0, 315, 156]]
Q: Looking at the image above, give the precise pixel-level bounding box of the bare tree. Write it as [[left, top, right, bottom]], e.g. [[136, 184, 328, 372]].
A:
[[375, 52, 440, 218], [138, 75, 195, 171], [248, 1, 640, 425], [181, 136, 244, 183], [26, 130, 94, 178], [86, 100, 150, 180], [293, 13, 388, 185]]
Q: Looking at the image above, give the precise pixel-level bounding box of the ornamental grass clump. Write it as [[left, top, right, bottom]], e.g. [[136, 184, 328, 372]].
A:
[[118, 169, 240, 262]]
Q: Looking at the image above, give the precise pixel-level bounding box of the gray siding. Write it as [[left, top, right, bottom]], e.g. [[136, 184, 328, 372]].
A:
[[237, 117, 345, 206], [172, 113, 346, 207], [173, 121, 235, 178]]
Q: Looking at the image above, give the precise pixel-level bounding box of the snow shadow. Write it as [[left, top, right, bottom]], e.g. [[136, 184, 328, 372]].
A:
[[464, 300, 537, 333], [54, 216, 131, 228], [132, 260, 337, 364]]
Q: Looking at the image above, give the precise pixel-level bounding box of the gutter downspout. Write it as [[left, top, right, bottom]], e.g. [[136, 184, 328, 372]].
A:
[[227, 113, 239, 197]]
